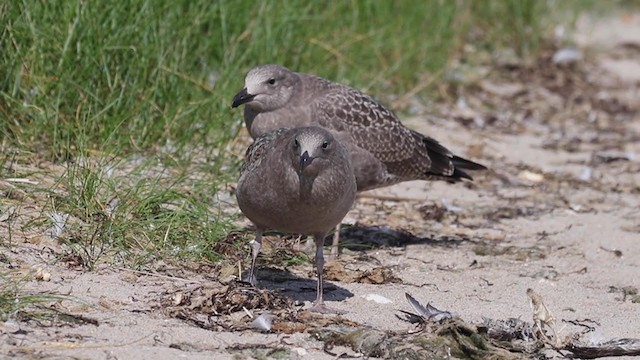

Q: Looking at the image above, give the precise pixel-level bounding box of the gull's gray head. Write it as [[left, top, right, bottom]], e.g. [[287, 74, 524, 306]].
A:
[[288, 127, 338, 178], [231, 64, 296, 111]]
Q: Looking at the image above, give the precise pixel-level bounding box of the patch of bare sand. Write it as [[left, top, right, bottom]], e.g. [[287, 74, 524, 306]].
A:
[[3, 10, 640, 360]]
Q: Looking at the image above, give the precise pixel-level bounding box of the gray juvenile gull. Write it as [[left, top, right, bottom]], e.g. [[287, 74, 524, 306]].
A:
[[232, 64, 487, 254], [236, 126, 356, 313]]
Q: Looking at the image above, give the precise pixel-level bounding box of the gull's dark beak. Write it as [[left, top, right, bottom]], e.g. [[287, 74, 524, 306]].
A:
[[299, 151, 313, 172], [231, 88, 255, 108]]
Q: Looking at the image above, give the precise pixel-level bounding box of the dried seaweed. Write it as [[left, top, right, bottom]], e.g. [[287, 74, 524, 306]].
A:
[[158, 280, 359, 333]]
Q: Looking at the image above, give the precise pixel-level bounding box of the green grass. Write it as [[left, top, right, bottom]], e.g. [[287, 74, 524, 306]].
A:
[[1, 0, 551, 155], [0, 0, 556, 268]]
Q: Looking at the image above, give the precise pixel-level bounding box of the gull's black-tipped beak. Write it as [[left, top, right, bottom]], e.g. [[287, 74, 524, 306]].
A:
[[299, 151, 313, 172], [231, 88, 255, 108]]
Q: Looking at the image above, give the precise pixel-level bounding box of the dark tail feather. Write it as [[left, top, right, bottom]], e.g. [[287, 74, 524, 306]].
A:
[[452, 155, 487, 171], [450, 156, 487, 181], [452, 167, 473, 181], [418, 133, 487, 181]]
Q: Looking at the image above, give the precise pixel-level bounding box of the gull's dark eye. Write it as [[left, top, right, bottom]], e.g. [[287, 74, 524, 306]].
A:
[[322, 141, 329, 149], [267, 78, 276, 85]]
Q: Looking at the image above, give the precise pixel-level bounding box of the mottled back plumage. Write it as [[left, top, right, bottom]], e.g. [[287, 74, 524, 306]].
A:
[[240, 128, 289, 175], [232, 64, 486, 191]]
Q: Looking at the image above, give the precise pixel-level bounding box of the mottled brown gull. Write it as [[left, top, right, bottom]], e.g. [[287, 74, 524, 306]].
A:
[[232, 64, 486, 187], [232, 64, 487, 255], [236, 126, 356, 313]]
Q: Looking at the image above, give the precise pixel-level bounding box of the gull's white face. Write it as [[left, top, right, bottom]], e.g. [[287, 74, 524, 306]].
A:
[[236, 65, 296, 112], [290, 128, 337, 178]]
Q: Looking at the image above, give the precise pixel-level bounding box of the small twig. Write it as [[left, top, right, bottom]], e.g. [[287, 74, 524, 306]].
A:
[[242, 306, 253, 319], [599, 246, 623, 257], [4, 178, 39, 185], [527, 288, 560, 347]]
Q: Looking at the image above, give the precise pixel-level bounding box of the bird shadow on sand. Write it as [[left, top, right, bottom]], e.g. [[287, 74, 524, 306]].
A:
[[231, 224, 467, 304], [331, 223, 470, 253], [251, 267, 354, 304]]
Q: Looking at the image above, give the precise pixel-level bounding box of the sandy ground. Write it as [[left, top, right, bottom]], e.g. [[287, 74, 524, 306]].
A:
[[2, 11, 640, 360]]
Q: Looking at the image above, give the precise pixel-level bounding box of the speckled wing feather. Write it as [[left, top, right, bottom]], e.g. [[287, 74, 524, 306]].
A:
[[314, 85, 416, 162], [311, 83, 472, 179], [241, 128, 290, 175]]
